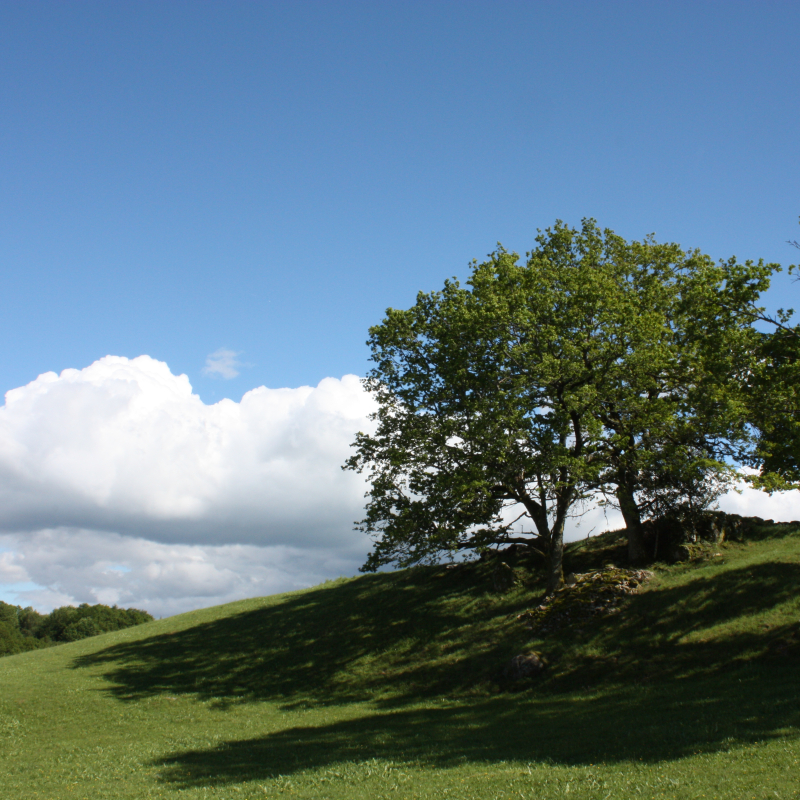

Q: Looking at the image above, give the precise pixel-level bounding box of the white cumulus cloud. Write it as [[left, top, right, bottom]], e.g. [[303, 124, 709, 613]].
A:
[[0, 355, 376, 548], [0, 355, 379, 614]]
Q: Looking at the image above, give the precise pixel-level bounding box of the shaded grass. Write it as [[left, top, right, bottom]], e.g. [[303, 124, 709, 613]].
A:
[[72, 566, 528, 706], [1, 520, 799, 799], [155, 664, 800, 785]]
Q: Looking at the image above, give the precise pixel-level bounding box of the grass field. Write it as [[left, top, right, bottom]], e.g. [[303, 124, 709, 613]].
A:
[[1, 521, 799, 799]]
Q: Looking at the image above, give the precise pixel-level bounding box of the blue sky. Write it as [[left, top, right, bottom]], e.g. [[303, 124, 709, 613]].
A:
[[2, 0, 798, 403], [1, 1, 799, 614]]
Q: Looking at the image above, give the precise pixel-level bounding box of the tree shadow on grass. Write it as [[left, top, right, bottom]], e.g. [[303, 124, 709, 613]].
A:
[[152, 662, 800, 788], [72, 560, 800, 709], [72, 566, 508, 706]]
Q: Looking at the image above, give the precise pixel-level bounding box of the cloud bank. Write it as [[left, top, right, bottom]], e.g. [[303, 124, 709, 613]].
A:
[[0, 356, 378, 615], [0, 356, 376, 547], [0, 528, 362, 619]]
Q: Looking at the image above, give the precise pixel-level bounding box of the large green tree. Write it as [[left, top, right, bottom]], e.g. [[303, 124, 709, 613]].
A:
[[346, 220, 780, 590]]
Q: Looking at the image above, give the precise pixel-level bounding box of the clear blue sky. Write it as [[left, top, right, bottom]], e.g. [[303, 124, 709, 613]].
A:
[[2, 0, 799, 403]]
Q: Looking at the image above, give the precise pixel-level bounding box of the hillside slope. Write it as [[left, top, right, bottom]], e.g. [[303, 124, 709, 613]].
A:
[[1, 519, 799, 799]]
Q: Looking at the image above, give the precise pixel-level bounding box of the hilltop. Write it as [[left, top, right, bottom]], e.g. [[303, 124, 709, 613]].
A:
[[0, 517, 798, 799]]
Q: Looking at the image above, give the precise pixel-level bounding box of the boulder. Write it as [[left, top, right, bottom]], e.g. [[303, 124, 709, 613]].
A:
[[504, 652, 546, 681]]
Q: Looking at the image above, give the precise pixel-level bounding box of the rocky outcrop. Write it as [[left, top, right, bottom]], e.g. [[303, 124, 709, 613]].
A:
[[640, 511, 777, 562], [515, 566, 653, 637]]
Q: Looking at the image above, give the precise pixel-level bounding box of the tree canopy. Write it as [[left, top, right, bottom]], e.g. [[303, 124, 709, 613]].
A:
[[346, 220, 786, 591]]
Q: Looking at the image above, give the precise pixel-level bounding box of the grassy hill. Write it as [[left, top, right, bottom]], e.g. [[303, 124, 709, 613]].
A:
[[1, 519, 799, 799]]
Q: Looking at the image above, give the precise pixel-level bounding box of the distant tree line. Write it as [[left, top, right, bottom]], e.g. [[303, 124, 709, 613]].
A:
[[0, 601, 153, 657]]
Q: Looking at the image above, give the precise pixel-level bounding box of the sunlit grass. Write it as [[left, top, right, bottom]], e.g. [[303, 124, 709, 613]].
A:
[[1, 520, 799, 798]]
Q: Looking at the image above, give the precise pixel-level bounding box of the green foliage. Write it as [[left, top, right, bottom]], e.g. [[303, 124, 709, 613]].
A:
[[747, 324, 800, 489], [0, 602, 46, 656], [35, 602, 153, 643], [347, 219, 778, 584], [0, 600, 152, 656], [0, 520, 798, 799]]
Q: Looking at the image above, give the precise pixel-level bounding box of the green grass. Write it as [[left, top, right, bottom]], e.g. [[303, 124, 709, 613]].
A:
[[1, 521, 799, 799]]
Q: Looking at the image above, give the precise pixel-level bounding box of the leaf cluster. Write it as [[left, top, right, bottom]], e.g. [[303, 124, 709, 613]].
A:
[[747, 323, 800, 489]]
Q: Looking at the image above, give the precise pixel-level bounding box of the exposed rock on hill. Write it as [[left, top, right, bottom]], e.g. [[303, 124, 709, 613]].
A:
[[515, 567, 654, 638]]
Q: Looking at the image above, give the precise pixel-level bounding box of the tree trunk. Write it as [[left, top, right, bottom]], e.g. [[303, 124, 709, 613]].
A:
[[546, 520, 565, 595], [545, 489, 574, 595], [518, 485, 566, 594], [617, 482, 648, 565]]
